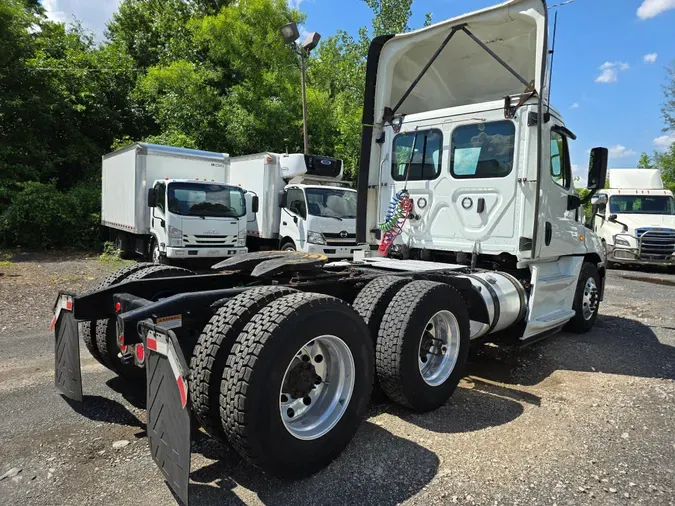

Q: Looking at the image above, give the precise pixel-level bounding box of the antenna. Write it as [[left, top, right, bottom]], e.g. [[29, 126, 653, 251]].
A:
[[546, 10, 558, 114]]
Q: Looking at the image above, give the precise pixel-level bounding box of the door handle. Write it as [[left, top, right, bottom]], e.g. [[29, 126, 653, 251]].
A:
[[282, 221, 287, 226], [545, 222, 552, 246], [476, 198, 485, 214], [160, 219, 165, 229]]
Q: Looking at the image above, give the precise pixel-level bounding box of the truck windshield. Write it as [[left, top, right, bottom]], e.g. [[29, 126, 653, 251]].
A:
[[305, 188, 357, 219], [609, 195, 675, 215], [167, 183, 245, 218]]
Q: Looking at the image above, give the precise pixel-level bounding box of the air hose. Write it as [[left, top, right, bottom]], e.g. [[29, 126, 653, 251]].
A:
[[377, 190, 413, 254]]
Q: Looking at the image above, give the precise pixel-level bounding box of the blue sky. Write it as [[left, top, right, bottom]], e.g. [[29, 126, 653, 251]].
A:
[[43, 0, 675, 179]]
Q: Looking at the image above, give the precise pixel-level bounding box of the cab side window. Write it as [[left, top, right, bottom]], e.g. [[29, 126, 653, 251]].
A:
[[286, 189, 307, 219], [155, 183, 166, 214], [550, 130, 571, 190]]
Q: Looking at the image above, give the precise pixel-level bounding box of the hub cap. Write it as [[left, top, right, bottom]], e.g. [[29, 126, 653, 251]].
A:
[[279, 335, 354, 440], [418, 310, 461, 387], [582, 277, 599, 320]]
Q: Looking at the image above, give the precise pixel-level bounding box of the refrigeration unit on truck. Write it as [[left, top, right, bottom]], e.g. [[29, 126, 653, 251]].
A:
[[51, 2, 609, 504], [101, 143, 252, 264], [230, 152, 368, 259], [589, 168, 675, 266]]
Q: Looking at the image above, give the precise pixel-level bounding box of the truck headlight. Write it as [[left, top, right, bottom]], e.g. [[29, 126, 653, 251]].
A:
[[168, 226, 183, 247], [307, 231, 326, 245], [237, 229, 247, 247], [615, 237, 631, 247]]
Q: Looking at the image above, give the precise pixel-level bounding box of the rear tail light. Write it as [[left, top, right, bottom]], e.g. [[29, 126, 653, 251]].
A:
[[118, 334, 127, 353], [135, 343, 145, 364], [115, 302, 121, 312]]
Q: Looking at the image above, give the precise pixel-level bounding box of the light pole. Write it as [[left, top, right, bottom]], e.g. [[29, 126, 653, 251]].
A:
[[280, 22, 320, 155]]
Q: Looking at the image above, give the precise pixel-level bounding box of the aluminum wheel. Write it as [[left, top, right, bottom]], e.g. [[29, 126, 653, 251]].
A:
[[582, 277, 599, 320], [280, 335, 355, 440], [152, 243, 161, 264], [418, 310, 461, 387]]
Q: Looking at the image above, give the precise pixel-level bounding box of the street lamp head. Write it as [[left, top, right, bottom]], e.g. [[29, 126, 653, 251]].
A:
[[280, 22, 300, 44], [301, 32, 321, 52]]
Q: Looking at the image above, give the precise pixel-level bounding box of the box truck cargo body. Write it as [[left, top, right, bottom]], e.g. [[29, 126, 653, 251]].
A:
[[101, 143, 249, 263], [230, 153, 368, 259]]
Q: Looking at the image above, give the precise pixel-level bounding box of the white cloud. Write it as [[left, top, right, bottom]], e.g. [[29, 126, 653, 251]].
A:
[[608, 145, 637, 159], [643, 53, 658, 64], [654, 132, 675, 150], [595, 61, 629, 84], [570, 102, 580, 109], [637, 0, 675, 20], [289, 0, 304, 8], [41, 0, 121, 39]]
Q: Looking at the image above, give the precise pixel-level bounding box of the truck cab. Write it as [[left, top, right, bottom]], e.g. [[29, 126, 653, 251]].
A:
[[591, 169, 675, 266], [148, 179, 250, 263], [279, 183, 364, 258]]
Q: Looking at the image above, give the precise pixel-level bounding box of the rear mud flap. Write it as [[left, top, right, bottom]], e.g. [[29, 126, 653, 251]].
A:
[[52, 293, 82, 401], [140, 321, 191, 506]]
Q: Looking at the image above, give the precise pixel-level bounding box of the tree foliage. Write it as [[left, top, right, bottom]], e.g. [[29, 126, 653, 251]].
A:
[[0, 0, 423, 248]]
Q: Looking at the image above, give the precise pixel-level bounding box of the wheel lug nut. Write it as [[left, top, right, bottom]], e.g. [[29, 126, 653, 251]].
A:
[[303, 396, 311, 406]]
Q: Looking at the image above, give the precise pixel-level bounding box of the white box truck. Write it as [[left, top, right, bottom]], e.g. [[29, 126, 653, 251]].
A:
[[229, 152, 368, 259], [590, 168, 675, 266], [101, 143, 252, 263]]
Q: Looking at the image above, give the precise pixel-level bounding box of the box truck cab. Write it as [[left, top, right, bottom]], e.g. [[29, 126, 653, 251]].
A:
[[230, 152, 368, 259], [147, 178, 250, 263], [101, 143, 250, 264], [590, 169, 675, 266]]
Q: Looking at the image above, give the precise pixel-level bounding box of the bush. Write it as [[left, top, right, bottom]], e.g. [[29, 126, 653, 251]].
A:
[[0, 182, 102, 250]]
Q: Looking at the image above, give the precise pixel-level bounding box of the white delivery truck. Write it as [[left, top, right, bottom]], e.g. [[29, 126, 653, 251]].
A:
[[590, 168, 675, 267], [229, 152, 368, 259], [101, 143, 252, 264]]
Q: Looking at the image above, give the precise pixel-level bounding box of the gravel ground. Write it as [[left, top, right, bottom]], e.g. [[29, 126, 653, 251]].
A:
[[0, 255, 674, 506]]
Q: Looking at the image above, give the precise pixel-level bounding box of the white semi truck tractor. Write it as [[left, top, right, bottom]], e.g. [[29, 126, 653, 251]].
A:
[[590, 168, 675, 267], [101, 143, 252, 264], [229, 152, 368, 259], [51, 2, 608, 504]]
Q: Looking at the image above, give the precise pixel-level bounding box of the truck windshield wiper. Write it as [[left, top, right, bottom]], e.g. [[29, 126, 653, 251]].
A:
[[322, 215, 343, 221]]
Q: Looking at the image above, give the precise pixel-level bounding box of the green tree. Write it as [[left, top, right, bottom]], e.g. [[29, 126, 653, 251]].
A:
[[663, 63, 675, 132]]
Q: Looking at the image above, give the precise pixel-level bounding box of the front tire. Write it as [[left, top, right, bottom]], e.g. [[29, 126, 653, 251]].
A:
[[221, 293, 373, 479], [565, 262, 601, 333], [280, 240, 296, 252], [376, 281, 470, 412]]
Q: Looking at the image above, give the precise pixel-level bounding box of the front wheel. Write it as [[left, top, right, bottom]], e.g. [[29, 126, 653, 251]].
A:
[[151, 240, 169, 265], [221, 293, 373, 479], [565, 262, 601, 333], [280, 240, 296, 252]]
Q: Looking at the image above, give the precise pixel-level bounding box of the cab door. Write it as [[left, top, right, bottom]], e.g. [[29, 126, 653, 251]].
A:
[[535, 124, 585, 259], [279, 187, 306, 250]]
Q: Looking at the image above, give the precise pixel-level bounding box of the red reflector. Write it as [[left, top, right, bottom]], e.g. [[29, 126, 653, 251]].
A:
[[118, 334, 125, 347], [120, 345, 128, 353], [65, 301, 73, 311], [115, 302, 121, 312], [147, 336, 157, 351], [177, 376, 187, 408], [49, 315, 57, 331], [135, 343, 145, 363]]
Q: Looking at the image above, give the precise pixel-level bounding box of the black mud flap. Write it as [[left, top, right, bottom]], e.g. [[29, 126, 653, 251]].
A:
[[52, 293, 82, 401], [140, 321, 191, 506]]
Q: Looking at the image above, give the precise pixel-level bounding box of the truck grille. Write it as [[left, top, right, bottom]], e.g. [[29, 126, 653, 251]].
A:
[[183, 234, 237, 247], [323, 232, 357, 247], [636, 228, 675, 260]]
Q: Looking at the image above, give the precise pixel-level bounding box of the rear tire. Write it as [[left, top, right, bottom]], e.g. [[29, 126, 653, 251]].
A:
[[80, 262, 153, 365], [376, 281, 470, 412], [221, 293, 373, 479], [95, 264, 194, 379], [189, 286, 296, 441], [565, 262, 601, 333]]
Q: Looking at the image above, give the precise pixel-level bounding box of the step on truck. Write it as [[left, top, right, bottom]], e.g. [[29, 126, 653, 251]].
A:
[[589, 168, 675, 267], [101, 143, 253, 264], [52, 1, 608, 504], [229, 152, 369, 259]]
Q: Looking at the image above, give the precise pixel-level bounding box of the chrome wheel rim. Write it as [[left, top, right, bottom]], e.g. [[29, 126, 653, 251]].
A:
[[279, 335, 355, 440], [418, 310, 461, 387], [152, 245, 160, 264], [582, 277, 599, 320]]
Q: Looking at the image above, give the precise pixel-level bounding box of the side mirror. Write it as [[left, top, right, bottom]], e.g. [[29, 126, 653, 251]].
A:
[[608, 213, 618, 222], [591, 194, 607, 206], [251, 195, 259, 214], [147, 188, 157, 208], [279, 191, 287, 208], [587, 147, 608, 190]]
